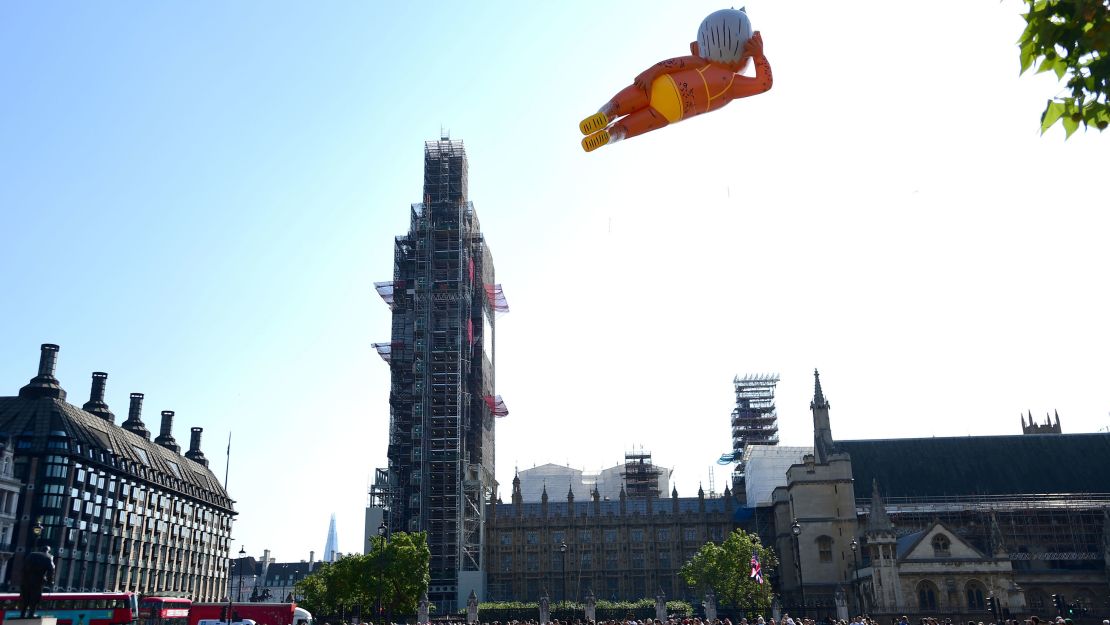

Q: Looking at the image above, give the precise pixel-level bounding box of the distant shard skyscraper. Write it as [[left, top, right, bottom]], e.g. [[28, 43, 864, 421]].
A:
[[323, 514, 340, 562]]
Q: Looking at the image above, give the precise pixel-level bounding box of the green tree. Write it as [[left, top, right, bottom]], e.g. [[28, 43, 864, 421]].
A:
[[374, 530, 431, 617], [295, 531, 430, 619], [1018, 0, 1110, 137], [679, 529, 778, 614]]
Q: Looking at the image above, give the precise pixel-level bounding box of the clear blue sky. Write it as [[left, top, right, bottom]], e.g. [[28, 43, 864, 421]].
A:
[[2, 1, 1107, 562]]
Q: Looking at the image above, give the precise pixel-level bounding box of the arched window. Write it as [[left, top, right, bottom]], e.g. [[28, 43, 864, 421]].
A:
[[917, 580, 938, 611], [817, 536, 834, 562], [931, 534, 951, 556], [966, 581, 986, 610]]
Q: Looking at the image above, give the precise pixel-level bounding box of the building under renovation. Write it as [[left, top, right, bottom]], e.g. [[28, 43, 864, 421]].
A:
[[371, 138, 508, 611], [761, 371, 1110, 621], [514, 453, 673, 503], [722, 373, 780, 500]]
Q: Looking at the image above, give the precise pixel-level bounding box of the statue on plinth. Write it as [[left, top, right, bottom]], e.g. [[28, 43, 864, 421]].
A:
[[19, 546, 55, 618]]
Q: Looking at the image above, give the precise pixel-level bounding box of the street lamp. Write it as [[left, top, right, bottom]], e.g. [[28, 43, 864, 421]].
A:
[[32, 517, 43, 548], [558, 542, 568, 612], [228, 545, 246, 624], [791, 520, 805, 617], [237, 547, 247, 603], [377, 521, 388, 623], [849, 539, 862, 615]]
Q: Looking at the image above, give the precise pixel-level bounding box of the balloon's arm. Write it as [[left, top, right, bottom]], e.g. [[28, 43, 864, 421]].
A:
[[731, 54, 773, 98], [634, 55, 704, 92]]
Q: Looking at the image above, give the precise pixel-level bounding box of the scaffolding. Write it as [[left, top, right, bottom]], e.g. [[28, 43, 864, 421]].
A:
[[858, 493, 1110, 568], [371, 342, 392, 364], [621, 450, 662, 499], [483, 395, 509, 417], [374, 138, 503, 612], [731, 373, 780, 451], [374, 281, 395, 309], [484, 284, 509, 313], [725, 373, 780, 496]]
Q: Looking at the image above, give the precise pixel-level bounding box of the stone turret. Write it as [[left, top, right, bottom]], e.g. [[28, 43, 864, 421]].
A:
[[865, 480, 902, 611]]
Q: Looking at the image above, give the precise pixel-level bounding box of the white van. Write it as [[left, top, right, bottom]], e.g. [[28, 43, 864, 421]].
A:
[[293, 607, 313, 625], [197, 619, 259, 625]]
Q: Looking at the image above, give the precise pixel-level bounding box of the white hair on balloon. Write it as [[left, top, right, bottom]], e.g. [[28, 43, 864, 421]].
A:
[[696, 8, 753, 66]]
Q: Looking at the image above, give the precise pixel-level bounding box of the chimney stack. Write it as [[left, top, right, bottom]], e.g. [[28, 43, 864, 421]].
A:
[[38, 344, 59, 378], [185, 427, 208, 466], [82, 372, 115, 423], [19, 343, 67, 400], [122, 393, 151, 439], [155, 410, 181, 453]]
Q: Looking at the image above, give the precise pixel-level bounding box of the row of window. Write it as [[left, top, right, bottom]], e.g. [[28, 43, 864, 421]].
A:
[[915, 580, 988, 611], [501, 550, 685, 573], [501, 527, 724, 546], [73, 464, 231, 533]]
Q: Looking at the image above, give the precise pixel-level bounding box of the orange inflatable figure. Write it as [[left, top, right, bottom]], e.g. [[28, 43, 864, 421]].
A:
[[579, 8, 773, 152]]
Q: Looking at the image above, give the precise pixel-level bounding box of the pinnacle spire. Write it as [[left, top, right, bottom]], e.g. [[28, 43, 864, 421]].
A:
[[989, 512, 1008, 556], [867, 479, 893, 532], [812, 368, 827, 408], [811, 368, 834, 462]]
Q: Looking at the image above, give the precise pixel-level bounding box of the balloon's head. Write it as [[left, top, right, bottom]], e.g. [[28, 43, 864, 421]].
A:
[[695, 8, 754, 70]]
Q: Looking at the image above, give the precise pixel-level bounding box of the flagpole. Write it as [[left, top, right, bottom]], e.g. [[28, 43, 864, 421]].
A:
[[224, 431, 232, 490]]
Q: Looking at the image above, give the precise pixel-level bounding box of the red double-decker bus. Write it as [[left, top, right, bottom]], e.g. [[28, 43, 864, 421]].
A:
[[0, 592, 138, 625], [138, 597, 191, 625]]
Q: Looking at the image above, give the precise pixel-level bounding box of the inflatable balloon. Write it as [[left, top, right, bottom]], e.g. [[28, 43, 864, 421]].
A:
[[579, 8, 773, 152]]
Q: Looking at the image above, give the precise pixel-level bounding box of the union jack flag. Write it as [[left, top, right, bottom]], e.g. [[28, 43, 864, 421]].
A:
[[750, 551, 763, 585]]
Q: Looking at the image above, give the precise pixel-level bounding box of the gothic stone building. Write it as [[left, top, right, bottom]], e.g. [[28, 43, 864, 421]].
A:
[[766, 371, 1110, 620], [484, 475, 739, 603], [0, 344, 235, 598]]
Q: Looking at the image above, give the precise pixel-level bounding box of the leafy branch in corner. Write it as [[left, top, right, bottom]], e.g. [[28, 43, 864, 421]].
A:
[[1018, 0, 1110, 138]]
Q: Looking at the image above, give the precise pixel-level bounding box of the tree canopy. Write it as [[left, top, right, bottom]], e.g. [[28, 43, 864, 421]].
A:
[[679, 529, 778, 613], [295, 531, 430, 619], [1018, 0, 1110, 137]]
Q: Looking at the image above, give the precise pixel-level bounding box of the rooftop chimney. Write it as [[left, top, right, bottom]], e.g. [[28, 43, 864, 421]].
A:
[[82, 372, 115, 423], [185, 427, 208, 466], [155, 410, 181, 453], [122, 393, 151, 439], [19, 343, 67, 400]]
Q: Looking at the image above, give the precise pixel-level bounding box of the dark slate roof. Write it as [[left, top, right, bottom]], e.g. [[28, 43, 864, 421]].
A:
[[231, 556, 263, 576], [895, 530, 926, 558], [0, 394, 233, 510], [838, 433, 1110, 500], [493, 497, 728, 518], [264, 562, 314, 583]]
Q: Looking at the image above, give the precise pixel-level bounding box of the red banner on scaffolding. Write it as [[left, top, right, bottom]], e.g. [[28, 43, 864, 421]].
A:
[[484, 284, 509, 313], [484, 395, 509, 417]]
